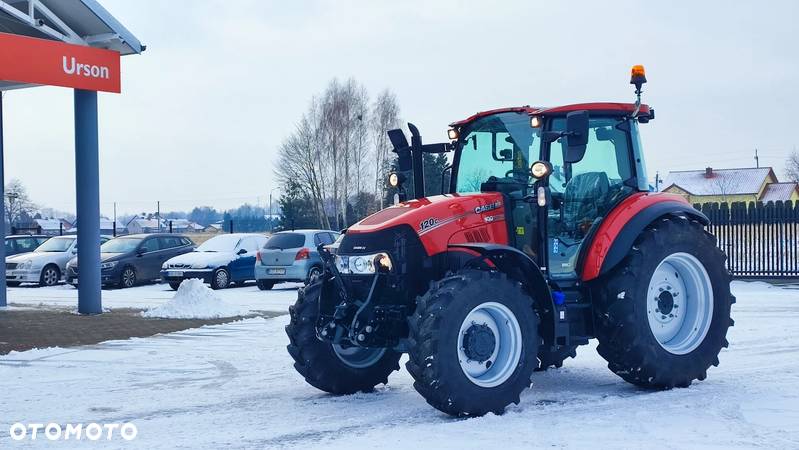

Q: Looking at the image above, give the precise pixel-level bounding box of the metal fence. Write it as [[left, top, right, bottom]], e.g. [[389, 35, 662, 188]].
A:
[[696, 201, 799, 279]]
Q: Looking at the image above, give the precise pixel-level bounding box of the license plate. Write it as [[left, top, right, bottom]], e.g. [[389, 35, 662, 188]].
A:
[[167, 270, 184, 277], [268, 268, 286, 275]]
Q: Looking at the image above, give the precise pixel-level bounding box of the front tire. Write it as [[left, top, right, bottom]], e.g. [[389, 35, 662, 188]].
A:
[[593, 216, 734, 389], [168, 281, 181, 290], [210, 268, 231, 290], [119, 266, 136, 289], [39, 265, 61, 287], [406, 270, 540, 416], [286, 280, 401, 394]]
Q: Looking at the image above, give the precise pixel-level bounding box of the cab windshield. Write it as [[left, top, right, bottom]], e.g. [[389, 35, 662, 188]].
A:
[[454, 112, 539, 193]]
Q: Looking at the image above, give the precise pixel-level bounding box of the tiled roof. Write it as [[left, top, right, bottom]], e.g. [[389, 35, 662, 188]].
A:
[[662, 167, 774, 196], [760, 182, 798, 202]]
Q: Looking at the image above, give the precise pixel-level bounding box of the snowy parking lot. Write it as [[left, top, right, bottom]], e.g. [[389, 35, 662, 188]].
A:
[[2, 281, 799, 449]]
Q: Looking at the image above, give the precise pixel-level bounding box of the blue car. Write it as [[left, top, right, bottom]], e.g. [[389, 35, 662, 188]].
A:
[[160, 233, 267, 290]]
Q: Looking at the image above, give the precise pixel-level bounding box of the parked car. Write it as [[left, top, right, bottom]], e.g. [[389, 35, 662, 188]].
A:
[[5, 235, 109, 287], [254, 229, 339, 290], [4, 235, 49, 257], [66, 234, 195, 288], [160, 233, 267, 290]]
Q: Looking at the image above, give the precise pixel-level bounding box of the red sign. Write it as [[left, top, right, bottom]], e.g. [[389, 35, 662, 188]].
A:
[[0, 32, 120, 93]]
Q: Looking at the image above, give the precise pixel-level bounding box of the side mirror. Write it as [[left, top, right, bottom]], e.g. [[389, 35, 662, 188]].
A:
[[237, 248, 248, 255], [136, 247, 147, 256], [564, 110, 589, 163], [499, 149, 513, 161]]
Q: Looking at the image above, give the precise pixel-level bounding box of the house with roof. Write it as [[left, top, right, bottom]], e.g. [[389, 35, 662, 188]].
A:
[[34, 218, 70, 236], [164, 218, 204, 233], [661, 167, 799, 205], [126, 217, 166, 234]]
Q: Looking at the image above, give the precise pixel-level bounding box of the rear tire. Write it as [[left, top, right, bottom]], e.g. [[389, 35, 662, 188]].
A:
[[306, 266, 322, 285], [406, 269, 540, 417], [168, 281, 181, 291], [257, 280, 275, 291], [593, 216, 734, 389], [286, 281, 401, 394]]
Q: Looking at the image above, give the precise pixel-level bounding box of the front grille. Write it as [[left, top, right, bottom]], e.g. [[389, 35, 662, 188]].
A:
[[6, 263, 17, 270], [166, 263, 191, 269]]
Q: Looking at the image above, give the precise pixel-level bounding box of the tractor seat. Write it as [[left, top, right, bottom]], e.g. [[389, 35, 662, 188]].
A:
[[562, 172, 610, 231]]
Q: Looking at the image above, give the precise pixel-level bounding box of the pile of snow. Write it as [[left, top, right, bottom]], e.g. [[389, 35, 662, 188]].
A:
[[141, 279, 250, 319]]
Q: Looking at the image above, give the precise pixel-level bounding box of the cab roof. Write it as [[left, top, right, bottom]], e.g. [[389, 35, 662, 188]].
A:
[[449, 102, 651, 127]]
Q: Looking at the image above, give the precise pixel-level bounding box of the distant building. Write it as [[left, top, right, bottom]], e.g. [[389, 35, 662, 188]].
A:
[[33, 218, 68, 236], [204, 223, 225, 233], [164, 218, 204, 233], [661, 167, 799, 205], [126, 217, 165, 234]]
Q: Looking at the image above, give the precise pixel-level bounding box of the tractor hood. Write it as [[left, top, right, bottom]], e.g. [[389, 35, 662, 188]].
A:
[[347, 193, 509, 256]]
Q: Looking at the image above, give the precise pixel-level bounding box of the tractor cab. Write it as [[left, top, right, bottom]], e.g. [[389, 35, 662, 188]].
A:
[[390, 101, 654, 282]]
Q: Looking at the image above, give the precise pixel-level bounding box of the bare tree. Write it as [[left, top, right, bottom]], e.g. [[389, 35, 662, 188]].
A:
[[713, 173, 736, 204], [276, 79, 402, 228], [4, 179, 37, 226], [370, 90, 401, 209], [786, 150, 799, 183]]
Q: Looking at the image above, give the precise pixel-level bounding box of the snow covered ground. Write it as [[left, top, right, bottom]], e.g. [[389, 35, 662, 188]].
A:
[[3, 281, 301, 314], [1, 281, 798, 449]]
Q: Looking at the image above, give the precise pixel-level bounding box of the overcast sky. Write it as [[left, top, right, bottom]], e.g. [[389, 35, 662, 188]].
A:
[[2, 0, 797, 217]]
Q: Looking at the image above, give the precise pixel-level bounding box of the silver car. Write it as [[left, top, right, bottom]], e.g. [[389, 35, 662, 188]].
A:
[[254, 229, 339, 290], [5, 235, 109, 287]]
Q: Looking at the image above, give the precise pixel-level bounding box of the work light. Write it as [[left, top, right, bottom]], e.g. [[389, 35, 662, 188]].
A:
[[530, 161, 552, 179]]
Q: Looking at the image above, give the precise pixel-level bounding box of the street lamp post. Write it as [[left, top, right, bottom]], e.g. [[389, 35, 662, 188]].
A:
[[269, 186, 280, 232]]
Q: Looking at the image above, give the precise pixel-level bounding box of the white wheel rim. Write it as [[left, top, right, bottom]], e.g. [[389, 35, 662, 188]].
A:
[[457, 301, 523, 388], [646, 252, 714, 355], [333, 344, 386, 369]]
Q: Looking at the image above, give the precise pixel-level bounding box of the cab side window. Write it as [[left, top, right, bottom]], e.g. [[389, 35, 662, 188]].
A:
[[549, 117, 634, 235], [547, 117, 635, 278], [5, 240, 14, 254]]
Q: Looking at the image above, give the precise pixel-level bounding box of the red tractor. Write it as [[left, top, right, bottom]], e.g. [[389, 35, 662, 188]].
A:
[[286, 66, 734, 417]]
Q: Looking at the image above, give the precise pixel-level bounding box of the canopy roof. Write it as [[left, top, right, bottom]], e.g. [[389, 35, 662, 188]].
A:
[[0, 0, 143, 90]]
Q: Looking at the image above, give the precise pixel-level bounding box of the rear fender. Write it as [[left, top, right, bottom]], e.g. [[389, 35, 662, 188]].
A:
[[580, 193, 709, 281], [448, 243, 557, 346]]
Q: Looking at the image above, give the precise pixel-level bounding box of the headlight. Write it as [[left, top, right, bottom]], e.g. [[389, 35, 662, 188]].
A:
[[335, 252, 393, 274], [101, 261, 118, 270], [192, 263, 209, 269], [21, 260, 33, 269], [388, 172, 405, 188], [530, 160, 552, 179]]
